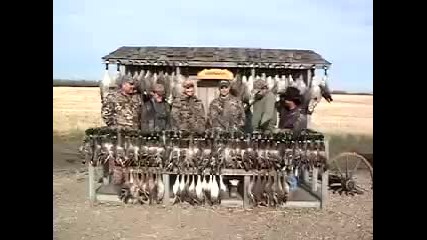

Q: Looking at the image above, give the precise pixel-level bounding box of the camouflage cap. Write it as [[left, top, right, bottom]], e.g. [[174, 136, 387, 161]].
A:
[[182, 79, 194, 88], [120, 75, 135, 84], [253, 79, 268, 90], [219, 80, 230, 88], [152, 83, 165, 94]]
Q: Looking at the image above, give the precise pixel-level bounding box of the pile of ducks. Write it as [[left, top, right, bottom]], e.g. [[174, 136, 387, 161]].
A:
[[172, 173, 227, 206], [247, 171, 291, 207], [119, 169, 165, 205]]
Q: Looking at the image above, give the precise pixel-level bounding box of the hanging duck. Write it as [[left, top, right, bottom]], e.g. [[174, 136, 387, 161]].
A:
[[100, 63, 112, 102]]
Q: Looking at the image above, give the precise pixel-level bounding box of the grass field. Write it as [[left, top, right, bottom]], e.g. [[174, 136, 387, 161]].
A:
[[53, 86, 373, 154]]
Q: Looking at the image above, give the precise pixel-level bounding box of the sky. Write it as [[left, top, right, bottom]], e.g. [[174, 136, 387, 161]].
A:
[[53, 0, 373, 93]]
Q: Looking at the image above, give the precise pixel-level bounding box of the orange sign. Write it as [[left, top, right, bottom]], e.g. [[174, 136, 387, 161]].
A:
[[197, 69, 234, 80]]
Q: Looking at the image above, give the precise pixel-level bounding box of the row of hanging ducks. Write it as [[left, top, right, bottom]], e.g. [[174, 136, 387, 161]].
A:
[[100, 69, 331, 104], [83, 137, 327, 172], [172, 173, 227, 206], [119, 169, 165, 205]]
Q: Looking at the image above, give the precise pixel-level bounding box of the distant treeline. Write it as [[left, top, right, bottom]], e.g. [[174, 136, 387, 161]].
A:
[[53, 79, 373, 96]]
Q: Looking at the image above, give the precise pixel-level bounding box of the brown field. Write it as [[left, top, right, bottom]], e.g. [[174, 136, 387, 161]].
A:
[[53, 87, 373, 136]]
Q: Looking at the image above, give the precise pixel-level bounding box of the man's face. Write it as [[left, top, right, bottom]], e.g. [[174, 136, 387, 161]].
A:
[[284, 99, 296, 110], [184, 84, 195, 97], [122, 82, 135, 94], [153, 91, 163, 102], [253, 87, 267, 99], [219, 85, 230, 96]]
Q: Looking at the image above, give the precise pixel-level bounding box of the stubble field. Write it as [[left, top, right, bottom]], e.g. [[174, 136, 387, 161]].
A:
[[53, 87, 373, 136], [53, 86, 373, 240]]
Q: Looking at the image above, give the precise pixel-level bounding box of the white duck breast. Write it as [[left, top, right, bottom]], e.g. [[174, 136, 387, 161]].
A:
[[210, 175, 219, 202], [152, 72, 158, 84], [189, 175, 196, 192], [196, 175, 204, 201], [242, 75, 248, 86], [219, 175, 227, 192], [247, 75, 254, 94], [201, 175, 208, 192], [100, 69, 112, 100], [266, 76, 275, 90], [132, 71, 139, 80], [295, 75, 307, 94], [288, 74, 294, 86], [261, 73, 267, 81], [277, 75, 288, 93], [172, 174, 180, 197], [179, 174, 185, 193]]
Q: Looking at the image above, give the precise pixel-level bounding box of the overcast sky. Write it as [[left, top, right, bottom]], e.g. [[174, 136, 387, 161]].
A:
[[53, 0, 373, 92]]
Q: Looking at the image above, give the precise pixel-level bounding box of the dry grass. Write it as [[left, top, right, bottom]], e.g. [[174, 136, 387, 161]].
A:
[[53, 87, 373, 136]]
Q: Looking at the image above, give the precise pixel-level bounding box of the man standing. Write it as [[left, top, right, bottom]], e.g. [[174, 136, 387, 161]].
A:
[[208, 80, 245, 131], [141, 83, 171, 131], [277, 86, 307, 133], [101, 75, 142, 129], [251, 79, 277, 132], [171, 79, 206, 132], [100, 75, 142, 188]]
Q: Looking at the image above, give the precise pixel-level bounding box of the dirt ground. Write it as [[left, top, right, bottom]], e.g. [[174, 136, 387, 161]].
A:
[[53, 140, 373, 240]]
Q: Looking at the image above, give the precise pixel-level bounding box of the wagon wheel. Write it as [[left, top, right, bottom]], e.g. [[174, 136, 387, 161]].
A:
[[328, 152, 373, 196]]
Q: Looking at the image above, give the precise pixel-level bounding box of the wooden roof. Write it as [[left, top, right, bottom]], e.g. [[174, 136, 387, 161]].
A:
[[102, 46, 331, 69]]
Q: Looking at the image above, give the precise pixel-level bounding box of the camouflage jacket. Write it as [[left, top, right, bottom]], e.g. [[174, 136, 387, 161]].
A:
[[278, 106, 307, 133], [141, 98, 171, 131], [208, 95, 245, 131], [251, 91, 277, 132], [171, 94, 206, 132], [101, 90, 142, 129]]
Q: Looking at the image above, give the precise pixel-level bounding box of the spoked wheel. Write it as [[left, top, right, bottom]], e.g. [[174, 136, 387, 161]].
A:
[[328, 152, 373, 196]]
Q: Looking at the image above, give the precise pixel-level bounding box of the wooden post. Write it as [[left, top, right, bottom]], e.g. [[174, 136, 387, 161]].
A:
[[303, 168, 309, 183], [321, 139, 330, 208], [311, 167, 318, 192], [163, 173, 170, 204], [88, 164, 96, 204], [243, 175, 250, 208]]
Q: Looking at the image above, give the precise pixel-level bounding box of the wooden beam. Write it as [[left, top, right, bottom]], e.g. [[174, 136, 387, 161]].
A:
[[88, 165, 97, 204], [243, 175, 250, 208], [321, 139, 330, 209], [311, 167, 319, 192]]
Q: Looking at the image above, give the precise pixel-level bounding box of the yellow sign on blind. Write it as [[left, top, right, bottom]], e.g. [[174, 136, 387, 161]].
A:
[[197, 69, 234, 80]]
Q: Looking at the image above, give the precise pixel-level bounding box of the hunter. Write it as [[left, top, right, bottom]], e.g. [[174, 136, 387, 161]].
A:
[[171, 79, 206, 133], [277, 86, 307, 133], [101, 75, 142, 129], [251, 79, 277, 133], [140, 83, 171, 131]]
